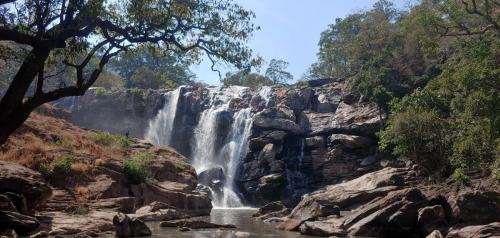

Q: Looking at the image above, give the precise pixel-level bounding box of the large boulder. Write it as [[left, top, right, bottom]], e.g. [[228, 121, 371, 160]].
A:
[[0, 161, 52, 211], [447, 190, 500, 225], [130, 182, 212, 216], [277, 167, 409, 231], [113, 213, 151, 237], [253, 108, 303, 135], [331, 102, 382, 136], [299, 221, 346, 237], [417, 205, 447, 235], [0, 211, 40, 235], [446, 222, 500, 238], [347, 188, 428, 237], [198, 167, 225, 187]]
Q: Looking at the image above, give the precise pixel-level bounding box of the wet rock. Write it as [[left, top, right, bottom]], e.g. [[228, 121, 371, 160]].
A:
[[253, 202, 287, 217], [133, 201, 188, 221], [234, 231, 251, 237], [29, 231, 48, 238], [427, 230, 445, 238], [0, 211, 39, 235], [160, 220, 236, 229], [198, 167, 225, 187], [418, 205, 447, 234], [305, 136, 325, 148], [177, 227, 191, 232], [299, 221, 346, 237], [446, 222, 500, 238], [0, 161, 52, 211], [113, 213, 151, 237], [256, 174, 284, 201], [135, 201, 175, 214]]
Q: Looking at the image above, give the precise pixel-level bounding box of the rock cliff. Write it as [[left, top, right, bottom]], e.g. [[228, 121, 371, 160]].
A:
[[57, 78, 385, 207]]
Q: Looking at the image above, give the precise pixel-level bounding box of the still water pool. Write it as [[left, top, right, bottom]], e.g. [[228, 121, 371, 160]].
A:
[[147, 208, 316, 238]]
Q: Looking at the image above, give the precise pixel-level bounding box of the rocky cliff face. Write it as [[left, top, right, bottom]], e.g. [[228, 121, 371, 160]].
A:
[[55, 88, 167, 139], [57, 79, 385, 207]]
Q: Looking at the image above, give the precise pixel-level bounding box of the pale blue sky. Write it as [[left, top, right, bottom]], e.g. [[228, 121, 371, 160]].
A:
[[191, 0, 410, 85]]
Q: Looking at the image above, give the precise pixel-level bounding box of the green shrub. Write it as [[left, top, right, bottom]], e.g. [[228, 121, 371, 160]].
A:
[[123, 152, 154, 184], [450, 120, 496, 170], [93, 87, 108, 96], [379, 111, 449, 172], [87, 132, 130, 147], [53, 156, 76, 175], [452, 168, 470, 184], [65, 204, 90, 215]]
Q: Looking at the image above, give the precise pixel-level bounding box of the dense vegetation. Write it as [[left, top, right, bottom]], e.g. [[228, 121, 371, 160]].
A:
[[309, 0, 499, 180]]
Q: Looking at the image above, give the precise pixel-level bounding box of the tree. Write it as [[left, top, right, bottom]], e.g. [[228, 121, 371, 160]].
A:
[[109, 46, 194, 89], [222, 71, 272, 88], [0, 0, 258, 144], [93, 71, 124, 90], [265, 59, 293, 84]]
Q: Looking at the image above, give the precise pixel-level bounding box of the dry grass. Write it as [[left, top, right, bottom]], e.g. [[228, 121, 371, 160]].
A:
[[0, 109, 127, 171], [74, 186, 92, 201], [71, 162, 92, 174]]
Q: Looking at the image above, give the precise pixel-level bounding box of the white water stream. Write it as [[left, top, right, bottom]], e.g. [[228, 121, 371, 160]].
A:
[[144, 87, 183, 146]]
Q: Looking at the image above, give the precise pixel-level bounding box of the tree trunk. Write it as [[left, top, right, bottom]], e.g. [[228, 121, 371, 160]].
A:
[[378, 105, 385, 131], [0, 47, 49, 145], [0, 105, 33, 145]]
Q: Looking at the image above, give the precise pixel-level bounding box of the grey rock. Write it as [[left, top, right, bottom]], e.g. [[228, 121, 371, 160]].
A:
[[113, 213, 151, 237]]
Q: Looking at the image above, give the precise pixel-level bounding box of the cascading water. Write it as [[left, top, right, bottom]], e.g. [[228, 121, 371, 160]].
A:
[[191, 86, 253, 208], [144, 87, 182, 146], [217, 108, 253, 207]]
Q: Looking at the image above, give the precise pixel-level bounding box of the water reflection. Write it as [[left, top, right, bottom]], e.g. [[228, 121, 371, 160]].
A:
[[148, 208, 314, 238]]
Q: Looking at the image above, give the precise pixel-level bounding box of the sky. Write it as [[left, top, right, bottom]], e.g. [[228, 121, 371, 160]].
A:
[[191, 0, 409, 86]]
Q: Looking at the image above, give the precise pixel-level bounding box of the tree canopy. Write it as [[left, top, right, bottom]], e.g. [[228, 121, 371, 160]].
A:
[[223, 58, 293, 87], [0, 0, 259, 144], [308, 0, 499, 180], [109, 46, 194, 90]]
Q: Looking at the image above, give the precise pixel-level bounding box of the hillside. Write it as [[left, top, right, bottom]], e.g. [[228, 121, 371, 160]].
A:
[[0, 106, 211, 236]]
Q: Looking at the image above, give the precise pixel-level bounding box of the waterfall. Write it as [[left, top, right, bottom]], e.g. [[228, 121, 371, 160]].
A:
[[144, 87, 182, 146], [191, 86, 253, 208], [68, 96, 78, 112], [258, 86, 273, 106], [217, 108, 252, 207]]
